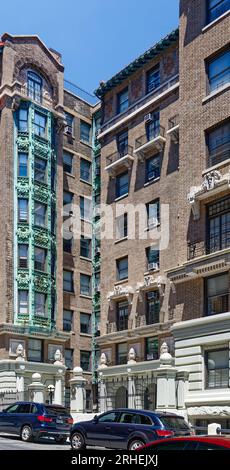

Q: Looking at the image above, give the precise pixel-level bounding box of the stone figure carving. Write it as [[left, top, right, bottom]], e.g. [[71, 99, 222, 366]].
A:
[[54, 349, 63, 365], [202, 171, 221, 191], [99, 352, 108, 369], [160, 342, 173, 366], [15, 343, 25, 361], [188, 406, 230, 417], [128, 347, 136, 364]]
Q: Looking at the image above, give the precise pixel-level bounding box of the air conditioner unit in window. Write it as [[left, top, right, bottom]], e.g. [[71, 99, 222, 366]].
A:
[[148, 262, 159, 271], [144, 113, 153, 123], [65, 125, 72, 135]]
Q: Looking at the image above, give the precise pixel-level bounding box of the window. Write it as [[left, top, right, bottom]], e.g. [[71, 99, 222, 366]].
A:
[[116, 257, 128, 281], [18, 109, 28, 132], [18, 153, 28, 177], [117, 301, 129, 331], [63, 270, 74, 292], [80, 351, 91, 371], [146, 65, 160, 94], [63, 151, 73, 174], [117, 130, 128, 157], [207, 197, 230, 253], [65, 348, 73, 369], [80, 313, 91, 334], [63, 237, 72, 253], [63, 190, 73, 206], [28, 339, 42, 362], [63, 309, 73, 332], [208, 49, 230, 93], [207, 0, 230, 23], [117, 88, 129, 114], [27, 71, 42, 103], [205, 349, 229, 389], [18, 244, 28, 268], [98, 412, 119, 423], [145, 155, 160, 182], [146, 246, 159, 270], [146, 291, 160, 325], [146, 337, 159, 360], [80, 158, 91, 183], [80, 274, 91, 296], [80, 196, 92, 220], [116, 213, 128, 239], [34, 112, 46, 138], [85, 390, 92, 411], [207, 121, 230, 167], [80, 237, 91, 258], [34, 202, 46, 227], [205, 273, 229, 315], [34, 157, 46, 183], [65, 112, 74, 135], [34, 293, 46, 316], [18, 290, 28, 315], [80, 121, 91, 144], [146, 199, 160, 228], [116, 343, 128, 365], [116, 171, 129, 198], [146, 111, 160, 141], [34, 247, 46, 271], [18, 199, 28, 222]]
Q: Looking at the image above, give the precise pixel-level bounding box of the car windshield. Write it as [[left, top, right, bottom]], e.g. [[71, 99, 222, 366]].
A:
[[160, 417, 190, 430], [44, 406, 69, 416]]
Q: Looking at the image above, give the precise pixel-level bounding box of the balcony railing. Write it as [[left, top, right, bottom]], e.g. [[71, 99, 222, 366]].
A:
[[106, 145, 133, 167], [208, 143, 230, 168], [188, 233, 230, 260], [135, 126, 166, 154]]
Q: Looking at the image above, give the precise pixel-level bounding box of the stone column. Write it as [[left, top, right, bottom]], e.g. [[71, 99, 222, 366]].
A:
[[69, 367, 86, 414], [54, 368, 65, 405], [28, 373, 45, 402], [16, 363, 26, 401], [155, 342, 177, 411], [127, 368, 136, 408], [98, 371, 107, 413], [176, 370, 189, 410]]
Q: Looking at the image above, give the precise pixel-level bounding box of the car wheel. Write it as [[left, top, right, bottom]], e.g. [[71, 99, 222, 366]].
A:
[[71, 432, 86, 450], [21, 425, 33, 442], [128, 438, 145, 451], [55, 436, 67, 444]]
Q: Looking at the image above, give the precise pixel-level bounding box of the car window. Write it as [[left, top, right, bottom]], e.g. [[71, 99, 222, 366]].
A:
[[135, 414, 152, 425], [196, 442, 228, 450], [4, 404, 20, 413], [17, 404, 31, 413], [98, 412, 118, 423], [151, 440, 189, 450], [120, 413, 136, 424], [44, 406, 69, 416], [160, 416, 190, 430], [31, 404, 38, 414]]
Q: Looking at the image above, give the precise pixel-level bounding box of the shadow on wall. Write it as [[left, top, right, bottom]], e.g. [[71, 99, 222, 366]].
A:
[[180, 0, 206, 47]]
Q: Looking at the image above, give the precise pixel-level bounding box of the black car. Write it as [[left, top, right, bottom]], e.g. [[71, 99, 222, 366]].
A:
[[0, 402, 73, 442], [70, 409, 192, 450]]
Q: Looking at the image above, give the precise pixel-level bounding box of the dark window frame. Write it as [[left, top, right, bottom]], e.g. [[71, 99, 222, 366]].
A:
[[116, 171, 129, 199], [117, 87, 129, 114], [207, 0, 230, 24], [205, 348, 229, 389], [116, 301, 129, 331], [146, 64, 160, 94], [204, 272, 229, 316]]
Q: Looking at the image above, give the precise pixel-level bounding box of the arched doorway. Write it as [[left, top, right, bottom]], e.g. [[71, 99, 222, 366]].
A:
[[144, 383, 157, 410], [115, 386, 128, 408]]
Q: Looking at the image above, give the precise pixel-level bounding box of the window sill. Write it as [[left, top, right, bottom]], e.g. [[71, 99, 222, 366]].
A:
[[114, 278, 128, 286], [80, 256, 92, 262], [80, 140, 92, 148], [64, 171, 75, 179], [114, 236, 128, 244], [80, 217, 92, 224], [202, 83, 230, 104], [144, 177, 160, 187], [115, 193, 129, 202], [63, 290, 75, 295], [202, 158, 230, 176], [80, 332, 92, 338], [80, 294, 92, 300], [80, 178, 92, 186], [144, 269, 160, 275], [82, 371, 92, 375], [202, 10, 230, 33], [144, 223, 161, 232]]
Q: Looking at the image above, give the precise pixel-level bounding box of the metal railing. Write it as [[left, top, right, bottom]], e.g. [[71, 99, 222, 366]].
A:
[[135, 125, 165, 150], [106, 145, 133, 167], [168, 114, 179, 129]]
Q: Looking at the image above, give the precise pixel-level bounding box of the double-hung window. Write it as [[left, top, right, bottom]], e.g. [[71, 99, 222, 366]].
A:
[[63, 151, 73, 174], [146, 199, 160, 228], [27, 71, 42, 103], [145, 154, 160, 182], [117, 130, 128, 157], [116, 257, 128, 281], [18, 153, 28, 177], [80, 196, 91, 220], [34, 247, 46, 271], [117, 88, 129, 114], [63, 270, 74, 292], [28, 339, 42, 362], [34, 157, 46, 183], [63, 309, 73, 332], [80, 158, 91, 183], [18, 109, 28, 133], [34, 112, 46, 138], [146, 111, 160, 141], [18, 244, 28, 268], [116, 172, 129, 198], [208, 49, 230, 93], [80, 121, 91, 144], [207, 0, 230, 23], [80, 313, 91, 334], [116, 343, 128, 365], [146, 291, 160, 325], [117, 301, 129, 331], [18, 290, 28, 315], [65, 112, 74, 135], [80, 237, 91, 258], [34, 293, 46, 317], [207, 197, 230, 253], [80, 274, 91, 296], [205, 273, 229, 315], [146, 65, 160, 94], [18, 199, 28, 223], [80, 351, 91, 371], [205, 349, 229, 389], [34, 202, 46, 227], [207, 121, 230, 167]]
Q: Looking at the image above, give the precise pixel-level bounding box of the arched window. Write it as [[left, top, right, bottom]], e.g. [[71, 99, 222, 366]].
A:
[[27, 71, 42, 103]]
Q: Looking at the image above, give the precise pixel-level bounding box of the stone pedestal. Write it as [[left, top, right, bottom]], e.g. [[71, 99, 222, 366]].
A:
[[127, 369, 136, 408], [156, 367, 177, 410], [54, 369, 64, 405], [28, 373, 45, 402], [69, 367, 86, 414], [16, 364, 26, 400], [176, 370, 189, 410]]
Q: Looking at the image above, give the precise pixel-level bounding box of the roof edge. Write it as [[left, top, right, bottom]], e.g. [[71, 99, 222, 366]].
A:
[[94, 27, 179, 98]]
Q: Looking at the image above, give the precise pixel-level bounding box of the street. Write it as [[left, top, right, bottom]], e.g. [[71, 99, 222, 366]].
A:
[[0, 434, 105, 450]]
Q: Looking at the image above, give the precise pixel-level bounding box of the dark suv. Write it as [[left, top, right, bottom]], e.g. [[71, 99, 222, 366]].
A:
[[0, 402, 73, 442], [70, 409, 192, 450]]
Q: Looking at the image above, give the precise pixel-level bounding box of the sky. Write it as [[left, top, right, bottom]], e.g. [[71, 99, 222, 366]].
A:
[[1, 0, 179, 99]]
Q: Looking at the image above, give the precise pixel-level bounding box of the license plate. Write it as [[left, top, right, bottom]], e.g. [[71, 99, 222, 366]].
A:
[[56, 418, 63, 424]]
